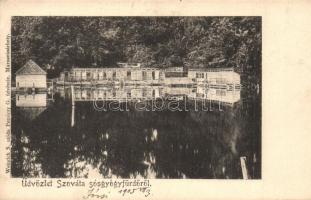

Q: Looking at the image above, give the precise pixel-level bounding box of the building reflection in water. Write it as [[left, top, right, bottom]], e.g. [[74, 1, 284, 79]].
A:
[[15, 93, 47, 121], [60, 85, 241, 105], [11, 71, 261, 179]]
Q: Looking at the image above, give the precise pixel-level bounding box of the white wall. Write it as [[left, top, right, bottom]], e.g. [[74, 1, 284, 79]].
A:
[[188, 71, 240, 85], [16, 75, 47, 88], [16, 93, 47, 107]]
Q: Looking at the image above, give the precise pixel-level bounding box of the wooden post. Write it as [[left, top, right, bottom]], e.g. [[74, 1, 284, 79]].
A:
[[71, 103, 75, 127], [71, 85, 75, 127], [71, 85, 75, 106], [240, 156, 249, 179]]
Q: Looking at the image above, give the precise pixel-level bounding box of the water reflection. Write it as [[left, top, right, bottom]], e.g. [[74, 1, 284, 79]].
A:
[[63, 85, 241, 106], [11, 83, 260, 179], [15, 93, 47, 122]]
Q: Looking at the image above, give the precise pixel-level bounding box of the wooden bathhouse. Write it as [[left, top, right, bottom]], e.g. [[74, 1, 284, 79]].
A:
[[15, 60, 47, 90]]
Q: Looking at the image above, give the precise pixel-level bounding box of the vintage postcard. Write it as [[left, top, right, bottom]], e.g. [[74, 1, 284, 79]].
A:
[[0, 0, 310, 199]]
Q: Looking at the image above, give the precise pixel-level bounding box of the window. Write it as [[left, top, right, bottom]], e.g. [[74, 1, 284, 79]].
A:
[[113, 71, 116, 80], [196, 73, 204, 78], [127, 71, 131, 79], [152, 71, 155, 80], [142, 71, 147, 80], [103, 72, 106, 79], [86, 72, 91, 80], [127, 91, 131, 98], [197, 93, 204, 98]]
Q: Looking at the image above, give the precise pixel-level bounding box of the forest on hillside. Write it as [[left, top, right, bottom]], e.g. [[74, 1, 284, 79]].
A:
[[11, 17, 261, 81]]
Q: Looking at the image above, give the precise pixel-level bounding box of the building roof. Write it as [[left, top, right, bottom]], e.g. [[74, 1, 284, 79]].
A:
[[117, 62, 141, 68], [15, 60, 47, 75], [188, 67, 234, 72], [165, 67, 185, 72], [70, 67, 159, 71]]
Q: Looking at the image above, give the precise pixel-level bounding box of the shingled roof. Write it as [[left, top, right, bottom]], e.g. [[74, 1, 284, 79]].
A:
[[15, 60, 47, 75]]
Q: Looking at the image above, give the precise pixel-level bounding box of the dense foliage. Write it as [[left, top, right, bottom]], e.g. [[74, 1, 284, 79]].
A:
[[12, 17, 261, 80]]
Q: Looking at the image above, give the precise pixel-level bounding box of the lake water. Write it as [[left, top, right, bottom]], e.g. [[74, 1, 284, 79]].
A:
[[11, 82, 261, 179]]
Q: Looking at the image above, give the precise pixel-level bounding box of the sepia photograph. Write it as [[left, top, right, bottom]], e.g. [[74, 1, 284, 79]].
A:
[[10, 16, 261, 179]]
